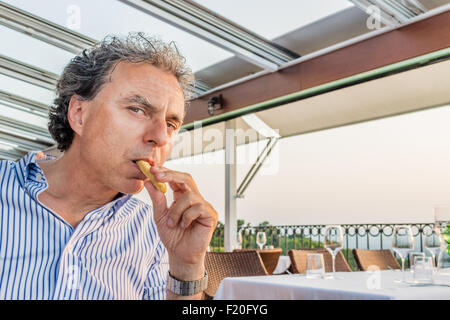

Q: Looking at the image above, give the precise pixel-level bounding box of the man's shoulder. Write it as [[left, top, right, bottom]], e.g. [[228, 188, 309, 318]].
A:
[[127, 196, 154, 214]]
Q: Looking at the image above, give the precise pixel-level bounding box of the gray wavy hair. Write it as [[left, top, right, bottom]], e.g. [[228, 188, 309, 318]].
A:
[[49, 32, 195, 152]]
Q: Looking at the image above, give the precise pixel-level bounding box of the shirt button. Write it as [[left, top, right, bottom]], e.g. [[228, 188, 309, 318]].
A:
[[36, 173, 43, 182], [66, 244, 74, 252]]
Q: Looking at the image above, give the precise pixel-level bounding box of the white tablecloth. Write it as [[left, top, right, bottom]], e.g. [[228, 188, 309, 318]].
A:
[[273, 255, 291, 274], [214, 269, 450, 300]]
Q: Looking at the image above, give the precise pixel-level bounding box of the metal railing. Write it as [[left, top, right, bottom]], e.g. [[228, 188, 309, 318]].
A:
[[209, 223, 436, 271]]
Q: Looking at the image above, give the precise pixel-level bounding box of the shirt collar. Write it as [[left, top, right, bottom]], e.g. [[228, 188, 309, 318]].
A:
[[15, 151, 41, 188]]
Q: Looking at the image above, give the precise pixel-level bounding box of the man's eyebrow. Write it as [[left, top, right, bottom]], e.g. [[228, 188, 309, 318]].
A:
[[120, 94, 158, 112], [121, 94, 184, 124]]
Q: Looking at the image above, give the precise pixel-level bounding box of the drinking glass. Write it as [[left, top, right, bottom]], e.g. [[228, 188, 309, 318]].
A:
[[324, 225, 344, 279], [306, 253, 325, 279], [236, 230, 243, 249], [256, 231, 267, 250], [424, 227, 443, 269], [409, 252, 425, 270], [392, 225, 414, 282], [412, 256, 434, 284]]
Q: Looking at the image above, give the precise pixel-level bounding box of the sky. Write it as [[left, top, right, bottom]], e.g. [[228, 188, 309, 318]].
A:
[[2, 0, 450, 226]]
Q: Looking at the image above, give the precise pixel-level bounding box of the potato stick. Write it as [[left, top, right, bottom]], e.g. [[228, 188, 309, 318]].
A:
[[136, 160, 167, 193]]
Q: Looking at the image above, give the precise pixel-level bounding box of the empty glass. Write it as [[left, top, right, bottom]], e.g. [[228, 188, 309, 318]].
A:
[[324, 225, 344, 279], [306, 253, 325, 279], [392, 225, 414, 282], [412, 256, 434, 284], [256, 231, 267, 250], [409, 252, 425, 270], [236, 230, 243, 249], [424, 227, 443, 269]]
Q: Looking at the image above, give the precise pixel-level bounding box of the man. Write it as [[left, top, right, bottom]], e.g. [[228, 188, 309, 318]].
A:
[[0, 33, 218, 300]]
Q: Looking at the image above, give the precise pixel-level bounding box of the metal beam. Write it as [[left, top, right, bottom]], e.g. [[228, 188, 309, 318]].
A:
[[192, 80, 211, 96], [0, 132, 51, 152], [236, 137, 279, 198], [0, 54, 58, 90], [224, 119, 237, 252], [0, 115, 54, 145], [0, 89, 49, 117], [119, 0, 299, 71], [350, 0, 428, 26], [0, 1, 97, 54], [0, 149, 24, 161], [0, 2, 215, 96]]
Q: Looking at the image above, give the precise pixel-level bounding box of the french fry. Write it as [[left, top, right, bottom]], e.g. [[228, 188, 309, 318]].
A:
[[136, 160, 167, 193]]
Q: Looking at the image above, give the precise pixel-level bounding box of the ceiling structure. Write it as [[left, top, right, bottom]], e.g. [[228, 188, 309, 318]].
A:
[[0, 0, 449, 160]]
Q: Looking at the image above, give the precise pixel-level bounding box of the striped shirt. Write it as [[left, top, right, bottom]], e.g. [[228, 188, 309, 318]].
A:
[[0, 151, 169, 300]]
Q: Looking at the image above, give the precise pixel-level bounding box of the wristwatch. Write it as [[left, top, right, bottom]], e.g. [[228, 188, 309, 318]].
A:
[[166, 270, 208, 296]]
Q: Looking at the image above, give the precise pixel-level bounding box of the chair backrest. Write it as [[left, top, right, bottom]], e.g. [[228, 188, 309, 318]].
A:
[[204, 251, 268, 299], [233, 248, 282, 275], [352, 249, 401, 271], [257, 249, 282, 275], [288, 248, 352, 273]]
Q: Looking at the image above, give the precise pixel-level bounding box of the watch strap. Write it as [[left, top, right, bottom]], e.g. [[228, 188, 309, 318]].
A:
[[166, 270, 208, 296]]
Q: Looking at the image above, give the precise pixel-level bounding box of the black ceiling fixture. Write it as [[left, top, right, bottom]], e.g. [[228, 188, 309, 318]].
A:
[[207, 94, 223, 116]]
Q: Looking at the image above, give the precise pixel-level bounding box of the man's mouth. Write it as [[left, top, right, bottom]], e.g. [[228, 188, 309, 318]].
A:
[[132, 159, 155, 166]]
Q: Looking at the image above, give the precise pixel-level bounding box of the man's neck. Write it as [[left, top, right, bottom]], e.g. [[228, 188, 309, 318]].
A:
[[36, 147, 120, 228]]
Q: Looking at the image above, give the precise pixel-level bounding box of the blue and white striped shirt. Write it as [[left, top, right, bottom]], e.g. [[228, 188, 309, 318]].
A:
[[0, 151, 169, 300]]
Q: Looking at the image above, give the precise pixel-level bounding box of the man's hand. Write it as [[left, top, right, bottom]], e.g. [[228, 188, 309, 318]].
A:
[[144, 166, 218, 284]]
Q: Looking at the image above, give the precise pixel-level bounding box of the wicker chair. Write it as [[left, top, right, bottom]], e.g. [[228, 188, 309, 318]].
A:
[[204, 251, 268, 299], [233, 248, 282, 275], [352, 249, 401, 271], [288, 248, 352, 274]]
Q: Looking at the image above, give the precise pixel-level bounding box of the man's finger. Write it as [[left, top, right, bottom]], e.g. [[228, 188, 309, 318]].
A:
[[144, 180, 167, 221], [150, 167, 198, 193], [167, 193, 202, 228], [180, 204, 202, 229], [180, 204, 215, 229]]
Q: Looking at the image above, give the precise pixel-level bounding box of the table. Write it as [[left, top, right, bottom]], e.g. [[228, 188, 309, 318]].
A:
[[214, 269, 450, 300], [273, 256, 291, 274]]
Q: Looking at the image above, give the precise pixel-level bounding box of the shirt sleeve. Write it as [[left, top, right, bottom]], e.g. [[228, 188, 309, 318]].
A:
[[142, 239, 169, 300]]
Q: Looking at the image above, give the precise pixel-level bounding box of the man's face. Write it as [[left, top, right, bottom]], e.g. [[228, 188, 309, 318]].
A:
[[76, 61, 185, 194]]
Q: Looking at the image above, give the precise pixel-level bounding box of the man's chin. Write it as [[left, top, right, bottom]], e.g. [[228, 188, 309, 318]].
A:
[[117, 178, 146, 195]]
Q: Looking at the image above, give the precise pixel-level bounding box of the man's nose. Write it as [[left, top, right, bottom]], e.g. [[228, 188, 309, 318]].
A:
[[144, 117, 170, 147]]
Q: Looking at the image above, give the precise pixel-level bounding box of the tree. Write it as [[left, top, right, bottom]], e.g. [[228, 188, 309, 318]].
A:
[[258, 221, 270, 228]]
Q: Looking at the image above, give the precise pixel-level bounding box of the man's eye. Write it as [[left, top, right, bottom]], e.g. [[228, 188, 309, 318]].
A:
[[129, 107, 145, 115], [167, 122, 177, 130]]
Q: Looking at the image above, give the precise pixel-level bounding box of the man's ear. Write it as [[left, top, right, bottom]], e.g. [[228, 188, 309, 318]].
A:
[[67, 95, 86, 135]]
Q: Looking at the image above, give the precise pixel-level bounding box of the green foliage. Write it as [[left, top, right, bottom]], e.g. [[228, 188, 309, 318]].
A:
[[445, 225, 450, 255]]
